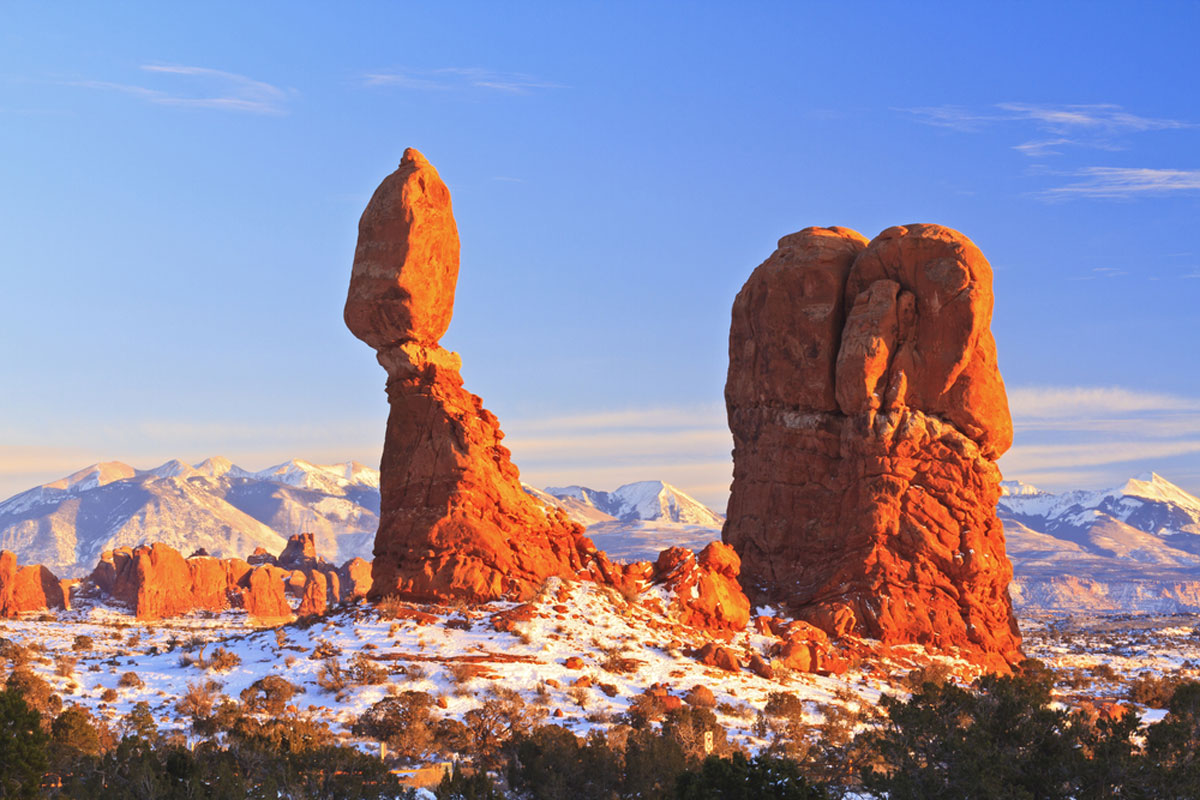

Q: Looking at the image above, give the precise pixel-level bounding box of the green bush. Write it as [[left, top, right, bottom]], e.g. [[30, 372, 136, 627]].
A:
[[675, 752, 828, 799], [0, 690, 50, 799]]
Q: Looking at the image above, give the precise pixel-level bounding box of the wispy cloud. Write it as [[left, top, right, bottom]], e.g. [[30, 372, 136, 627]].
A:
[[363, 67, 564, 94], [899, 102, 1193, 157], [1042, 167, 1200, 198], [71, 64, 290, 114], [1000, 385, 1200, 495], [1008, 385, 1200, 419]]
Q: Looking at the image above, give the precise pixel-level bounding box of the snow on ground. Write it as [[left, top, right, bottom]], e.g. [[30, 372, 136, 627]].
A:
[[0, 579, 952, 755], [6, 581, 1195, 760]]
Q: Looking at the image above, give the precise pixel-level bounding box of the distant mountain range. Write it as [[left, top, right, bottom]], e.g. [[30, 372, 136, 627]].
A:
[[7, 457, 1200, 615], [1000, 473, 1200, 613], [0, 460, 724, 578], [0, 458, 381, 577]]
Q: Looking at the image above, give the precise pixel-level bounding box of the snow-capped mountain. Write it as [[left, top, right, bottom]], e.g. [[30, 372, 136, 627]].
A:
[[0, 458, 381, 577], [999, 473, 1200, 613], [541, 481, 724, 527], [525, 481, 726, 562]]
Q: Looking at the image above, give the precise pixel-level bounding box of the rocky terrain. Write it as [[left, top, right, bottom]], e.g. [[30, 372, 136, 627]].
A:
[[723, 224, 1021, 670]]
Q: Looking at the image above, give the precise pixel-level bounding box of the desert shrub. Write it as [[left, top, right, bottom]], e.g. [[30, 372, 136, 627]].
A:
[[0, 639, 31, 669], [274, 628, 288, 648], [100, 688, 118, 703], [311, 639, 341, 660], [117, 671, 144, 689], [377, 595, 406, 620], [51, 704, 104, 758], [902, 662, 955, 690], [71, 634, 94, 652], [350, 652, 388, 685], [447, 662, 487, 696], [661, 706, 729, 763], [0, 689, 50, 798], [317, 658, 347, 693], [240, 675, 299, 715], [1091, 663, 1119, 681], [55, 654, 77, 678], [567, 685, 591, 711], [207, 646, 241, 672], [354, 691, 437, 762], [764, 691, 806, 719], [122, 701, 159, 743], [1128, 673, 1187, 708], [600, 653, 640, 674], [6, 668, 62, 719], [175, 680, 219, 721], [463, 686, 547, 767], [229, 713, 335, 754]]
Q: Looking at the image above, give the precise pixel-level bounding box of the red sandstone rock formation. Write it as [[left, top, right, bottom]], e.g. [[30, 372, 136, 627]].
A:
[[0, 550, 68, 617], [339, 557, 372, 600], [88, 543, 290, 622], [651, 542, 750, 633], [724, 224, 1021, 670], [345, 149, 609, 603], [297, 571, 329, 617]]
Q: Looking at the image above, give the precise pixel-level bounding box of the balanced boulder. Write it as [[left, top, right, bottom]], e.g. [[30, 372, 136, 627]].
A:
[[345, 149, 609, 603]]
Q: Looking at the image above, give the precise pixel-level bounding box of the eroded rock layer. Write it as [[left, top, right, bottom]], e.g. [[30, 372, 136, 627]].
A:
[[346, 149, 609, 603], [724, 224, 1022, 669]]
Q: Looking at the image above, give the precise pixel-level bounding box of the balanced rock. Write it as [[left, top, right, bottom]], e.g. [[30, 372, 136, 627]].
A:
[[345, 149, 609, 603], [0, 551, 68, 617], [724, 224, 1021, 670]]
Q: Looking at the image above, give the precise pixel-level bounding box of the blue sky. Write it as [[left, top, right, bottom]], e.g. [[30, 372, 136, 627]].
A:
[[2, 1, 1199, 506]]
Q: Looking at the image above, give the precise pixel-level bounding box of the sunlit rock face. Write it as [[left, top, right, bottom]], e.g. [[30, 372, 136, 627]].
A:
[[346, 149, 611, 603], [724, 224, 1022, 671], [85, 542, 291, 622], [0, 550, 68, 617]]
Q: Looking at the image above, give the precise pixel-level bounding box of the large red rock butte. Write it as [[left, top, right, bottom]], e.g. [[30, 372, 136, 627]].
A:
[[724, 224, 1022, 671], [0, 550, 69, 617], [345, 149, 612, 603]]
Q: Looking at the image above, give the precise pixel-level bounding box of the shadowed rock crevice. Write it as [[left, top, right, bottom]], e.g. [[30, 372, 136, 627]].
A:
[[723, 224, 1022, 670]]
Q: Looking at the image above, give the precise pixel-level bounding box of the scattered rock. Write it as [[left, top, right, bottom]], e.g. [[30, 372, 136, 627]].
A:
[[748, 653, 774, 679], [563, 656, 585, 670], [652, 542, 751, 633], [694, 642, 740, 672], [685, 685, 716, 707]]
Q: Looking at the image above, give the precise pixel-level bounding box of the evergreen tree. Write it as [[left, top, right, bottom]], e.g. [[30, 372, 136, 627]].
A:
[[0, 690, 49, 799]]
